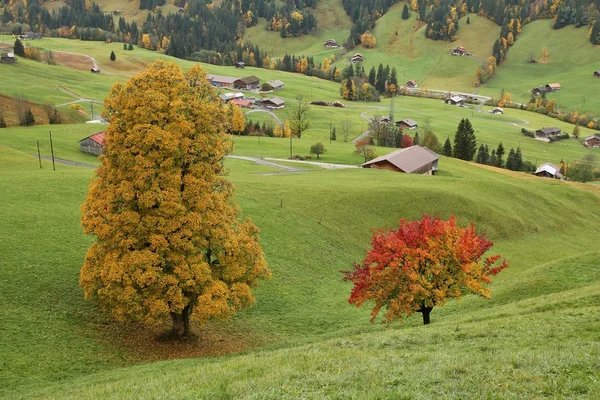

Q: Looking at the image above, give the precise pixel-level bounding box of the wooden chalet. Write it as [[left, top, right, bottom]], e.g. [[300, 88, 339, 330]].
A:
[[206, 74, 237, 89], [545, 83, 562, 91], [235, 61, 245, 69], [90, 67, 100, 73], [490, 107, 503, 114], [535, 127, 561, 139], [584, 134, 600, 148], [266, 80, 285, 90], [234, 75, 260, 90], [594, 71, 600, 78], [445, 95, 466, 106], [231, 99, 253, 109], [79, 132, 105, 156], [350, 53, 363, 63], [535, 163, 563, 180], [261, 96, 285, 109], [451, 46, 465, 55], [406, 80, 417, 88], [371, 116, 392, 124], [0, 52, 16, 64], [362, 145, 440, 175], [396, 118, 418, 130], [19, 31, 43, 40], [323, 39, 338, 47]]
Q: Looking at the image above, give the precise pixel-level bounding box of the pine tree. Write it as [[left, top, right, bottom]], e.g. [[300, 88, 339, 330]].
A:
[[476, 144, 488, 164], [331, 127, 337, 141], [453, 118, 477, 161], [443, 136, 453, 157], [413, 131, 420, 145], [467, 16, 471, 24], [110, 50, 116, 61], [489, 149, 497, 167], [123, 43, 128, 50], [128, 43, 134, 50], [495, 142, 505, 168], [14, 39, 25, 57], [402, 4, 410, 20], [368, 67, 376, 86], [20, 109, 35, 126], [0, 113, 6, 128], [515, 147, 523, 171], [506, 148, 516, 170]]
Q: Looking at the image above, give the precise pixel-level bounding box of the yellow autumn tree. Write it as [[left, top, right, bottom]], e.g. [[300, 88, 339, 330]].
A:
[[360, 32, 377, 48], [229, 103, 246, 134], [322, 58, 331, 73], [80, 61, 270, 338]]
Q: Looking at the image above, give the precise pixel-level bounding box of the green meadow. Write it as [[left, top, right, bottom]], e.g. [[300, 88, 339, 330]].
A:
[[1, 121, 600, 398]]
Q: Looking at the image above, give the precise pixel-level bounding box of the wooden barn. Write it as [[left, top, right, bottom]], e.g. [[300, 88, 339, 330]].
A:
[[535, 127, 561, 139], [584, 134, 600, 148], [261, 96, 285, 109], [206, 74, 237, 89], [396, 118, 418, 130], [234, 75, 260, 90], [79, 132, 105, 156], [595, 71, 600, 78], [535, 163, 564, 180], [445, 95, 466, 106], [361, 145, 440, 175]]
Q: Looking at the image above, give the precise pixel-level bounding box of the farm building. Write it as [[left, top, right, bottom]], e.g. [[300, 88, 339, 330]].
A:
[[90, 67, 100, 73], [361, 145, 440, 175], [530, 86, 548, 95], [235, 62, 245, 69], [594, 71, 600, 78], [261, 97, 285, 109], [451, 46, 465, 55], [406, 80, 417, 88], [323, 39, 338, 47], [396, 118, 418, 130], [445, 95, 466, 106], [490, 107, 503, 114], [545, 83, 562, 91], [371, 116, 392, 124], [0, 52, 16, 63], [535, 127, 561, 139], [231, 99, 253, 109], [350, 53, 363, 63], [584, 134, 600, 148], [234, 76, 260, 90], [79, 132, 105, 156], [19, 31, 43, 40], [535, 163, 564, 180], [266, 80, 285, 90], [207, 74, 237, 89]]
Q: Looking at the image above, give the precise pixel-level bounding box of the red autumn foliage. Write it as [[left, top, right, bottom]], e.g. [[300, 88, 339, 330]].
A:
[[401, 133, 414, 148], [343, 214, 508, 325]]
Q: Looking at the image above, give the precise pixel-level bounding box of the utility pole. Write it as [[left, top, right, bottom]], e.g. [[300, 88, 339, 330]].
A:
[[37, 140, 42, 168], [49, 131, 56, 171]]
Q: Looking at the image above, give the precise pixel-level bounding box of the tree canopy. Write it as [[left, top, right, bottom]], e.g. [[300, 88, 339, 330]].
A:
[[80, 60, 271, 338], [453, 118, 477, 161], [343, 215, 508, 325]]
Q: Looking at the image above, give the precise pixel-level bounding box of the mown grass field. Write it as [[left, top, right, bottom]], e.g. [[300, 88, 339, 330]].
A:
[[1, 122, 600, 398]]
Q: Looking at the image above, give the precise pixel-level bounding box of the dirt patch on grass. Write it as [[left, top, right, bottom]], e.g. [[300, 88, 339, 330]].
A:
[[43, 51, 95, 71]]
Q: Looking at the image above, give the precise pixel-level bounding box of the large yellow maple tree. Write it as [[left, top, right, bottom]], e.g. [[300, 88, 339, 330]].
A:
[[80, 60, 271, 338]]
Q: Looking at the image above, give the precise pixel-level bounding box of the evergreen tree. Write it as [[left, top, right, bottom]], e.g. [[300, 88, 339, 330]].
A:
[[110, 50, 116, 61], [402, 4, 410, 20], [0, 114, 6, 128], [506, 148, 516, 170], [572, 124, 580, 138], [453, 118, 477, 161], [368, 66, 376, 86], [443, 136, 453, 157], [467, 16, 471, 24], [14, 39, 25, 57], [489, 149, 497, 167], [20, 109, 35, 126], [123, 43, 128, 50], [413, 131, 420, 145], [331, 127, 337, 141], [515, 147, 523, 171], [128, 43, 134, 50], [476, 144, 488, 164], [376, 63, 385, 93], [495, 142, 505, 168]]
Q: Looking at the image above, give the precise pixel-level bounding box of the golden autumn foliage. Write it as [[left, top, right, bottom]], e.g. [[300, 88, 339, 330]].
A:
[[80, 60, 271, 338], [360, 32, 377, 48]]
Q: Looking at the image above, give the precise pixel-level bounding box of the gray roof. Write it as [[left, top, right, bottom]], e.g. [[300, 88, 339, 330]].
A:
[[448, 95, 466, 102], [362, 145, 440, 173], [584, 134, 600, 140], [267, 79, 284, 88], [536, 127, 561, 134], [536, 163, 563, 179], [206, 74, 237, 84], [265, 96, 285, 106], [398, 118, 418, 127]]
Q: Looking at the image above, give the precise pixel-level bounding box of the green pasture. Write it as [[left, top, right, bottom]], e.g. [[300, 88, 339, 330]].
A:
[[1, 126, 600, 398], [477, 20, 600, 114]]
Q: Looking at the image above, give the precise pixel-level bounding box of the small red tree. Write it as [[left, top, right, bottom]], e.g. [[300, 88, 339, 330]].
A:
[[343, 215, 508, 325], [401, 133, 414, 148]]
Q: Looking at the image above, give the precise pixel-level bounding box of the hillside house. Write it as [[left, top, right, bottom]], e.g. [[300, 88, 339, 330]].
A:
[[361, 145, 440, 175], [396, 118, 418, 130], [207, 74, 237, 89], [531, 86, 548, 95], [266, 80, 285, 90], [234, 75, 260, 90], [350, 53, 363, 63], [231, 99, 253, 109], [406, 80, 417, 88], [445, 95, 466, 106], [261, 96, 285, 109], [371, 116, 392, 124], [451, 46, 465, 55], [19, 31, 43, 40], [535, 163, 564, 180], [323, 39, 338, 47], [535, 127, 561, 139], [584, 134, 600, 148], [545, 83, 562, 91], [594, 71, 600, 78], [79, 132, 105, 156], [0, 52, 16, 63], [235, 62, 245, 69], [490, 107, 503, 114], [90, 67, 100, 73]]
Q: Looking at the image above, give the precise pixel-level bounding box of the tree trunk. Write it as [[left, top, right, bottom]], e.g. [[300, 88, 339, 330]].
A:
[[170, 305, 191, 338], [419, 305, 433, 325]]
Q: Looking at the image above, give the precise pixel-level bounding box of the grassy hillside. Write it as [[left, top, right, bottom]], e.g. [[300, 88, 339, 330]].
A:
[[478, 20, 600, 114], [2, 124, 600, 398]]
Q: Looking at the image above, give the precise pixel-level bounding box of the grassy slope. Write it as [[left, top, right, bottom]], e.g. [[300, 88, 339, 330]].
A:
[[478, 20, 600, 114], [1, 126, 600, 397]]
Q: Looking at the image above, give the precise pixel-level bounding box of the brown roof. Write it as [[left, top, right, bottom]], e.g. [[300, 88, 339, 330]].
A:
[[362, 145, 440, 173], [546, 83, 561, 89], [237, 75, 260, 85]]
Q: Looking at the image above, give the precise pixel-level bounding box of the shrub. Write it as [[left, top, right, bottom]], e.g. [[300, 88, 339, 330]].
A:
[[521, 128, 534, 138]]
